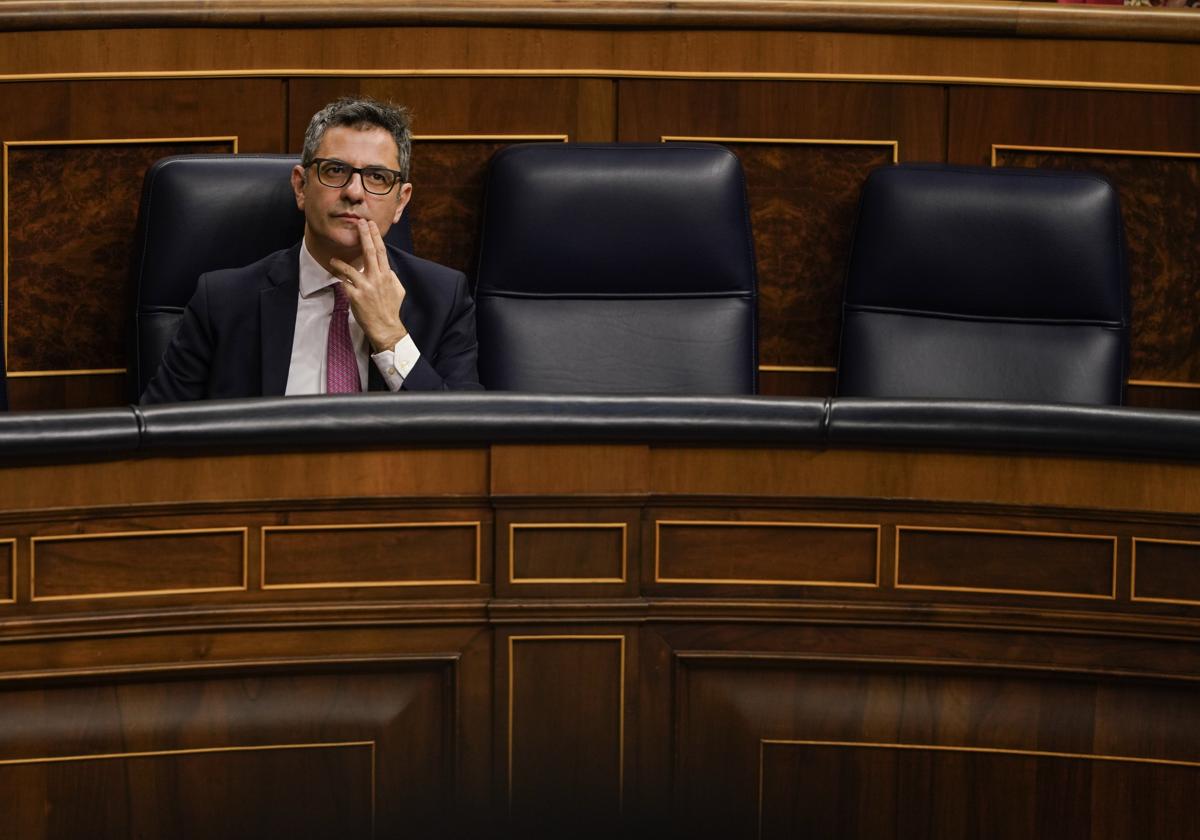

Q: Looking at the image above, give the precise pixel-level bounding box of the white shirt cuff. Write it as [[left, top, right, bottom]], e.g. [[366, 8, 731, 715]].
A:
[[370, 334, 420, 391]]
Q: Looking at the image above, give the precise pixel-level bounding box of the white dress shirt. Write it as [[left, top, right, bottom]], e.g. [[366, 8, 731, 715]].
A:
[[284, 241, 421, 395]]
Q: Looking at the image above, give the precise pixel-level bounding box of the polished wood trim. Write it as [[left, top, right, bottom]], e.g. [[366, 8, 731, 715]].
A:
[[1, 1, 1199, 45], [0, 69, 1198, 95], [992, 143, 1200, 166], [30, 527, 249, 602], [894, 525, 1119, 600], [508, 523, 628, 584], [655, 520, 881, 587], [0, 538, 13, 605], [260, 521, 483, 590], [665, 135, 899, 164], [0, 739, 375, 768], [1132, 536, 1200, 607], [507, 634, 626, 813], [2, 134, 239, 377], [759, 365, 837, 373]]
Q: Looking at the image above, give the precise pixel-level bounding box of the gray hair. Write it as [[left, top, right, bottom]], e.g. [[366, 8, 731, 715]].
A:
[[301, 96, 413, 182]]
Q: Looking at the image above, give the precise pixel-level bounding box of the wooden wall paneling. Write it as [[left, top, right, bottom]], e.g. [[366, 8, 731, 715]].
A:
[[947, 86, 1200, 409], [0, 78, 287, 412], [1132, 537, 1200, 607], [0, 537, 12, 604], [0, 660, 457, 837], [0, 27, 1198, 89], [669, 648, 1200, 837], [287, 77, 616, 277], [502, 632, 629, 833], [619, 80, 945, 396], [495, 506, 639, 598]]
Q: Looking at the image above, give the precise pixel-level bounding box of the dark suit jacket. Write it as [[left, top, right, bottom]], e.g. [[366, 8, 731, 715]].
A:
[[141, 242, 481, 403]]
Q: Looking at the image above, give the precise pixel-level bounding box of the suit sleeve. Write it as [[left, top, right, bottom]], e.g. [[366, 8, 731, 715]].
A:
[[402, 271, 484, 392], [139, 275, 215, 404]]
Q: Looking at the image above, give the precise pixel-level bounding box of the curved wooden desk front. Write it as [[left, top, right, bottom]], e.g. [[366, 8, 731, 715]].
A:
[[2, 396, 1200, 837]]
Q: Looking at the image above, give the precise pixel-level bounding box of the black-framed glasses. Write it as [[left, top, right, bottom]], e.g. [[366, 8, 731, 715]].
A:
[[310, 158, 404, 195]]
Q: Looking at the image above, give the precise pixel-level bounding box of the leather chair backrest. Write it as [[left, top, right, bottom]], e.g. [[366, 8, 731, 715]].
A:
[[474, 143, 758, 394], [129, 154, 413, 400], [0, 348, 7, 411], [836, 164, 1129, 405]]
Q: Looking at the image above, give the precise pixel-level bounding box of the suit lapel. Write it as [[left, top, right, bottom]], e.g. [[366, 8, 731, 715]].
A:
[[392, 248, 424, 357], [260, 244, 301, 396]]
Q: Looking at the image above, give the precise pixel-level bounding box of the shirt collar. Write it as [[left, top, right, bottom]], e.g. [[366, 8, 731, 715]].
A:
[[298, 240, 364, 299]]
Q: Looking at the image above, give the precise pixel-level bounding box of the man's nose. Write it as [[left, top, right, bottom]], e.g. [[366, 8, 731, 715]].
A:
[[341, 172, 367, 200]]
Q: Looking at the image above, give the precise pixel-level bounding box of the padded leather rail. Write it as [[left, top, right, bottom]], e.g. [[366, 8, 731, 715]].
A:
[[3, 397, 1200, 462]]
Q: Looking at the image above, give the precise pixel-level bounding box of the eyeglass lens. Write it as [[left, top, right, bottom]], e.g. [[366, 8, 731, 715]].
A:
[[316, 160, 398, 194]]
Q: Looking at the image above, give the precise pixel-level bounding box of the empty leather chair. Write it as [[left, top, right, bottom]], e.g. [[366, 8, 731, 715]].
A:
[[474, 143, 758, 394], [836, 164, 1129, 405], [0, 349, 7, 411], [129, 154, 412, 400]]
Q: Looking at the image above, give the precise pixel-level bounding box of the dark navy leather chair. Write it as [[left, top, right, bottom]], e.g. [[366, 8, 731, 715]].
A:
[[474, 143, 758, 394], [129, 154, 413, 401], [836, 164, 1129, 405], [0, 348, 7, 411]]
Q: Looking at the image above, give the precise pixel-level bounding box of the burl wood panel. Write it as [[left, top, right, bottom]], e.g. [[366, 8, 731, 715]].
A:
[[508, 636, 624, 831], [261, 521, 480, 588], [619, 80, 945, 374], [5, 139, 233, 374], [1133, 538, 1200, 605], [948, 86, 1200, 401], [31, 528, 246, 600], [673, 658, 1200, 837], [759, 741, 1200, 839], [995, 147, 1200, 387], [896, 527, 1116, 599], [1, 743, 374, 839], [510, 523, 626, 582], [655, 520, 879, 586], [0, 662, 455, 836], [287, 77, 613, 276]]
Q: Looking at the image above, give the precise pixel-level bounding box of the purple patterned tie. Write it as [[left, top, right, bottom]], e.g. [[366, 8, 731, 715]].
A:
[[326, 283, 361, 394]]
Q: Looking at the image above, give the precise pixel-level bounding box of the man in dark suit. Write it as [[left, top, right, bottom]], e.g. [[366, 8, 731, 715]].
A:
[[141, 97, 481, 403]]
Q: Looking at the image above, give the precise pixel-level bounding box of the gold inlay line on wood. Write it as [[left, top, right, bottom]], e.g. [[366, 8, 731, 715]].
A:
[[1132, 536, 1200, 606], [655, 519, 881, 587], [757, 736, 1200, 833], [413, 134, 568, 142], [509, 522, 627, 584], [1, 69, 1199, 96], [758, 365, 837, 373], [3, 135, 239, 378], [0, 537, 13, 605], [260, 521, 482, 589], [894, 524, 1118, 600], [0, 739, 375, 767], [30, 526, 249, 602], [507, 634, 626, 814], [664, 135, 899, 164]]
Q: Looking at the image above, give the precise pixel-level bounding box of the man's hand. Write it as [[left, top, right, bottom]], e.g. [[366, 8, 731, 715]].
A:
[[329, 219, 409, 353]]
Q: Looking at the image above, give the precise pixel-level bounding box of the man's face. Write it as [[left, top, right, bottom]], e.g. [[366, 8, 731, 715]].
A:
[[291, 124, 412, 268]]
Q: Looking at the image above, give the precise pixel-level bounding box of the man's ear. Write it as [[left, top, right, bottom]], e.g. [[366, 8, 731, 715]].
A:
[[291, 165, 307, 210], [393, 182, 413, 224]]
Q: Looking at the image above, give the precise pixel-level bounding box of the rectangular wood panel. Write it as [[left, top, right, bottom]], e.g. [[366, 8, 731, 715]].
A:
[[656, 520, 879, 586], [261, 522, 480, 588], [0, 743, 374, 839], [1133, 537, 1200, 606], [508, 636, 624, 829], [31, 528, 247, 601], [510, 523, 626, 583], [0, 78, 286, 411], [759, 740, 1200, 840], [0, 539, 12, 603], [896, 527, 1116, 599]]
